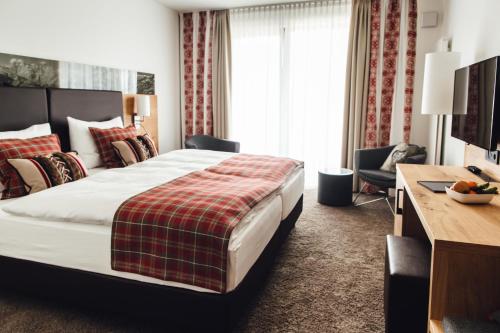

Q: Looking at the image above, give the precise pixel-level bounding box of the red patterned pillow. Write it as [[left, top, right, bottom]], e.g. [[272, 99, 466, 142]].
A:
[[0, 134, 61, 199], [89, 126, 137, 168]]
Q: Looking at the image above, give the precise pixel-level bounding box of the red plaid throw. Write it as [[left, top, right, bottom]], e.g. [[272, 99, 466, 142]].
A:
[[89, 126, 137, 168], [111, 154, 300, 292], [0, 134, 61, 199]]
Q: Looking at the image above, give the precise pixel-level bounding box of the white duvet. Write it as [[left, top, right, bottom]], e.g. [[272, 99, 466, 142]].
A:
[[2, 149, 236, 225]]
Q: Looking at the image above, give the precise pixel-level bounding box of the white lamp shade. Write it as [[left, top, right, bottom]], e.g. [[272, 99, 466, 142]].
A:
[[421, 52, 461, 115], [136, 95, 151, 117]]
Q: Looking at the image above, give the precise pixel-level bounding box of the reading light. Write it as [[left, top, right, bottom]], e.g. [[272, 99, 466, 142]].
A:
[[134, 95, 151, 129]]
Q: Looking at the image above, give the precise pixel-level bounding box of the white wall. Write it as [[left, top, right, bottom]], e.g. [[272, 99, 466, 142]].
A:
[[0, 0, 180, 153], [439, 0, 500, 165], [409, 0, 445, 163]]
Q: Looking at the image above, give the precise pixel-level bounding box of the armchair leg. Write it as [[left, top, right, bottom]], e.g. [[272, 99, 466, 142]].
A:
[[384, 196, 395, 215], [354, 185, 395, 216], [352, 182, 368, 205]]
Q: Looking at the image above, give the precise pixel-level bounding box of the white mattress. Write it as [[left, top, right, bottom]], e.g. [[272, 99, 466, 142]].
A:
[[0, 167, 303, 294]]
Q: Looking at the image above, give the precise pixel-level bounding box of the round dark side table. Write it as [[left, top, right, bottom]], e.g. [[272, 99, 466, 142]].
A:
[[318, 168, 353, 206]]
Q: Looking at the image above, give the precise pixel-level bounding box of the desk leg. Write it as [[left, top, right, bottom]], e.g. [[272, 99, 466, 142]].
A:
[[428, 245, 448, 324]]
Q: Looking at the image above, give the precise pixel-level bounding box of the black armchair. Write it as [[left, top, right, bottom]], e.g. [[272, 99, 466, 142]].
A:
[[185, 135, 240, 153], [353, 144, 427, 213]]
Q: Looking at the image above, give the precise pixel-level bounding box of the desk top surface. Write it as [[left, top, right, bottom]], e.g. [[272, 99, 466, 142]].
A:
[[398, 164, 500, 247]]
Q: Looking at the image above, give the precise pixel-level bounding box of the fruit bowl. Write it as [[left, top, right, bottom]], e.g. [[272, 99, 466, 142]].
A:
[[445, 187, 495, 204]]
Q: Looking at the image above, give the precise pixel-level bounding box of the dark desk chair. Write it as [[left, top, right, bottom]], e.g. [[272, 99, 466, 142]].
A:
[[185, 135, 240, 153], [353, 145, 426, 214]]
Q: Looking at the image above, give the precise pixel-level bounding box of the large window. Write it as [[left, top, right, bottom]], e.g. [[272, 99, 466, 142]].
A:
[[230, 1, 351, 187]]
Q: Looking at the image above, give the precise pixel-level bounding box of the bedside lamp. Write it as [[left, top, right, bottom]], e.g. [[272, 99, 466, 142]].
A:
[[421, 51, 461, 165], [134, 95, 151, 130]]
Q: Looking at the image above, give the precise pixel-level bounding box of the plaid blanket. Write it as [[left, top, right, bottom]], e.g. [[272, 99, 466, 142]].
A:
[[111, 154, 301, 292]]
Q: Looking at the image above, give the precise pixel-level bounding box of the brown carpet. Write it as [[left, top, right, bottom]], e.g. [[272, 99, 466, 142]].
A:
[[0, 190, 393, 332]]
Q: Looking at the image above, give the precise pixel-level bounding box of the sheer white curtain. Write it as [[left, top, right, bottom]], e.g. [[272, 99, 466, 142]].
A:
[[230, 1, 351, 187]]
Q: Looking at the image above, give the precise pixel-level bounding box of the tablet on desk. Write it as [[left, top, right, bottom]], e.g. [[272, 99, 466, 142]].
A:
[[417, 181, 456, 193]]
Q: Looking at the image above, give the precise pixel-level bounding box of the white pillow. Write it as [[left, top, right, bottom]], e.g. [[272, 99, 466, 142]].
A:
[[68, 116, 123, 169], [0, 123, 52, 140]]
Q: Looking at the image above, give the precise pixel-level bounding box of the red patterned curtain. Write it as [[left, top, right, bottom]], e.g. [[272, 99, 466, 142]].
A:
[[364, 0, 381, 149], [403, 0, 417, 143], [182, 12, 216, 141], [379, 0, 400, 146], [364, 0, 418, 148]]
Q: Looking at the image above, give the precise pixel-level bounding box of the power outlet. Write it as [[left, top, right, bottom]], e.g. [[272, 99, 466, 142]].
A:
[[486, 150, 500, 164]]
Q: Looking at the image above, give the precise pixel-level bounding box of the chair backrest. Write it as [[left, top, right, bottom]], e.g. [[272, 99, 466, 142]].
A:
[[185, 135, 240, 153]]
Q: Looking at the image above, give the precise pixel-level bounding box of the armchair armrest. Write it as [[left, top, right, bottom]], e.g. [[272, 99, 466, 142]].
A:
[[354, 145, 395, 172], [404, 153, 427, 165]]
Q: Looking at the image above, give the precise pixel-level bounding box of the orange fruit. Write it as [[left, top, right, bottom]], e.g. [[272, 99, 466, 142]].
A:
[[467, 181, 478, 188], [451, 181, 470, 194], [469, 190, 477, 194]]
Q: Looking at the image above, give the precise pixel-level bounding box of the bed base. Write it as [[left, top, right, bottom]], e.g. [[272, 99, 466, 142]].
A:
[[0, 196, 303, 332]]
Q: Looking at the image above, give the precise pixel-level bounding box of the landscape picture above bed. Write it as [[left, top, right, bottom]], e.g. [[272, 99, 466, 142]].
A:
[[0, 52, 155, 95]]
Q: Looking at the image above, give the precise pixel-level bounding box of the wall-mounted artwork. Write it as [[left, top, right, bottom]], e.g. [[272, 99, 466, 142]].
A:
[[0, 52, 155, 95]]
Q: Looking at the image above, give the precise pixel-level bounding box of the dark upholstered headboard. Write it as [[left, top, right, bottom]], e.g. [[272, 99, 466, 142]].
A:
[[0, 87, 49, 132], [47, 88, 123, 151], [0, 87, 123, 152]]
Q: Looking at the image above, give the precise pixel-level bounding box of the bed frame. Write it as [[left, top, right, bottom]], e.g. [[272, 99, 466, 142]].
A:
[[0, 86, 303, 332]]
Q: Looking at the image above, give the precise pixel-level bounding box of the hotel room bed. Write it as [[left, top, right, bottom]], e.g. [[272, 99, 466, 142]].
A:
[[0, 151, 304, 293], [0, 86, 304, 331]]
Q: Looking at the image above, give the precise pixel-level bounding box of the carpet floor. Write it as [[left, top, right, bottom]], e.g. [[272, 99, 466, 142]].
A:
[[0, 190, 393, 332]]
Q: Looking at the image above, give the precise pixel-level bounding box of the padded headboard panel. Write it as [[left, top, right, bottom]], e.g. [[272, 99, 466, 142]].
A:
[[48, 88, 123, 152], [0, 87, 49, 132]]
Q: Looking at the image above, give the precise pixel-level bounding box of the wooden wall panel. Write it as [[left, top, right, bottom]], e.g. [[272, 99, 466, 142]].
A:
[[122, 94, 159, 149], [464, 145, 500, 181]]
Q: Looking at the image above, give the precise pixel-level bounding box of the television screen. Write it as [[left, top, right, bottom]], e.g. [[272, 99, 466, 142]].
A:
[[451, 57, 499, 151]]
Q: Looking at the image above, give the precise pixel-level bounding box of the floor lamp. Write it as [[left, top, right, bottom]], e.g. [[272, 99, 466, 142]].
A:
[[421, 52, 461, 165]]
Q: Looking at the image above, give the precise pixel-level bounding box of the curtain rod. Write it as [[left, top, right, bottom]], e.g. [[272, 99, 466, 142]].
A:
[[231, 0, 348, 11], [177, 0, 348, 14]]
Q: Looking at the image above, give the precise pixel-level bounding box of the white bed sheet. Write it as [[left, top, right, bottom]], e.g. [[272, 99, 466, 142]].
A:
[[2, 149, 304, 225], [86, 167, 106, 176], [0, 195, 283, 294], [0, 151, 304, 293]]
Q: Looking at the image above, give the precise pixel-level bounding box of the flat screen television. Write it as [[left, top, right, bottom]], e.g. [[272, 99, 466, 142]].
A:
[[451, 56, 500, 151]]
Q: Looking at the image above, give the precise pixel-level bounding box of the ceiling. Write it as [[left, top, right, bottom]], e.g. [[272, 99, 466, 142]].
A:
[[157, 0, 303, 11]]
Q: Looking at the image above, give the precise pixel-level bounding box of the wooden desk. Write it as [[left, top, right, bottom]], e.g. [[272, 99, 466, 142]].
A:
[[395, 164, 500, 333]]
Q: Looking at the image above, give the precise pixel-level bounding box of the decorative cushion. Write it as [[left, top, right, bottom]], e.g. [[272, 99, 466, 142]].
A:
[[0, 123, 52, 140], [7, 152, 88, 195], [89, 126, 137, 169], [112, 134, 158, 167], [380, 143, 424, 173], [0, 134, 61, 199], [67, 116, 123, 169]]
